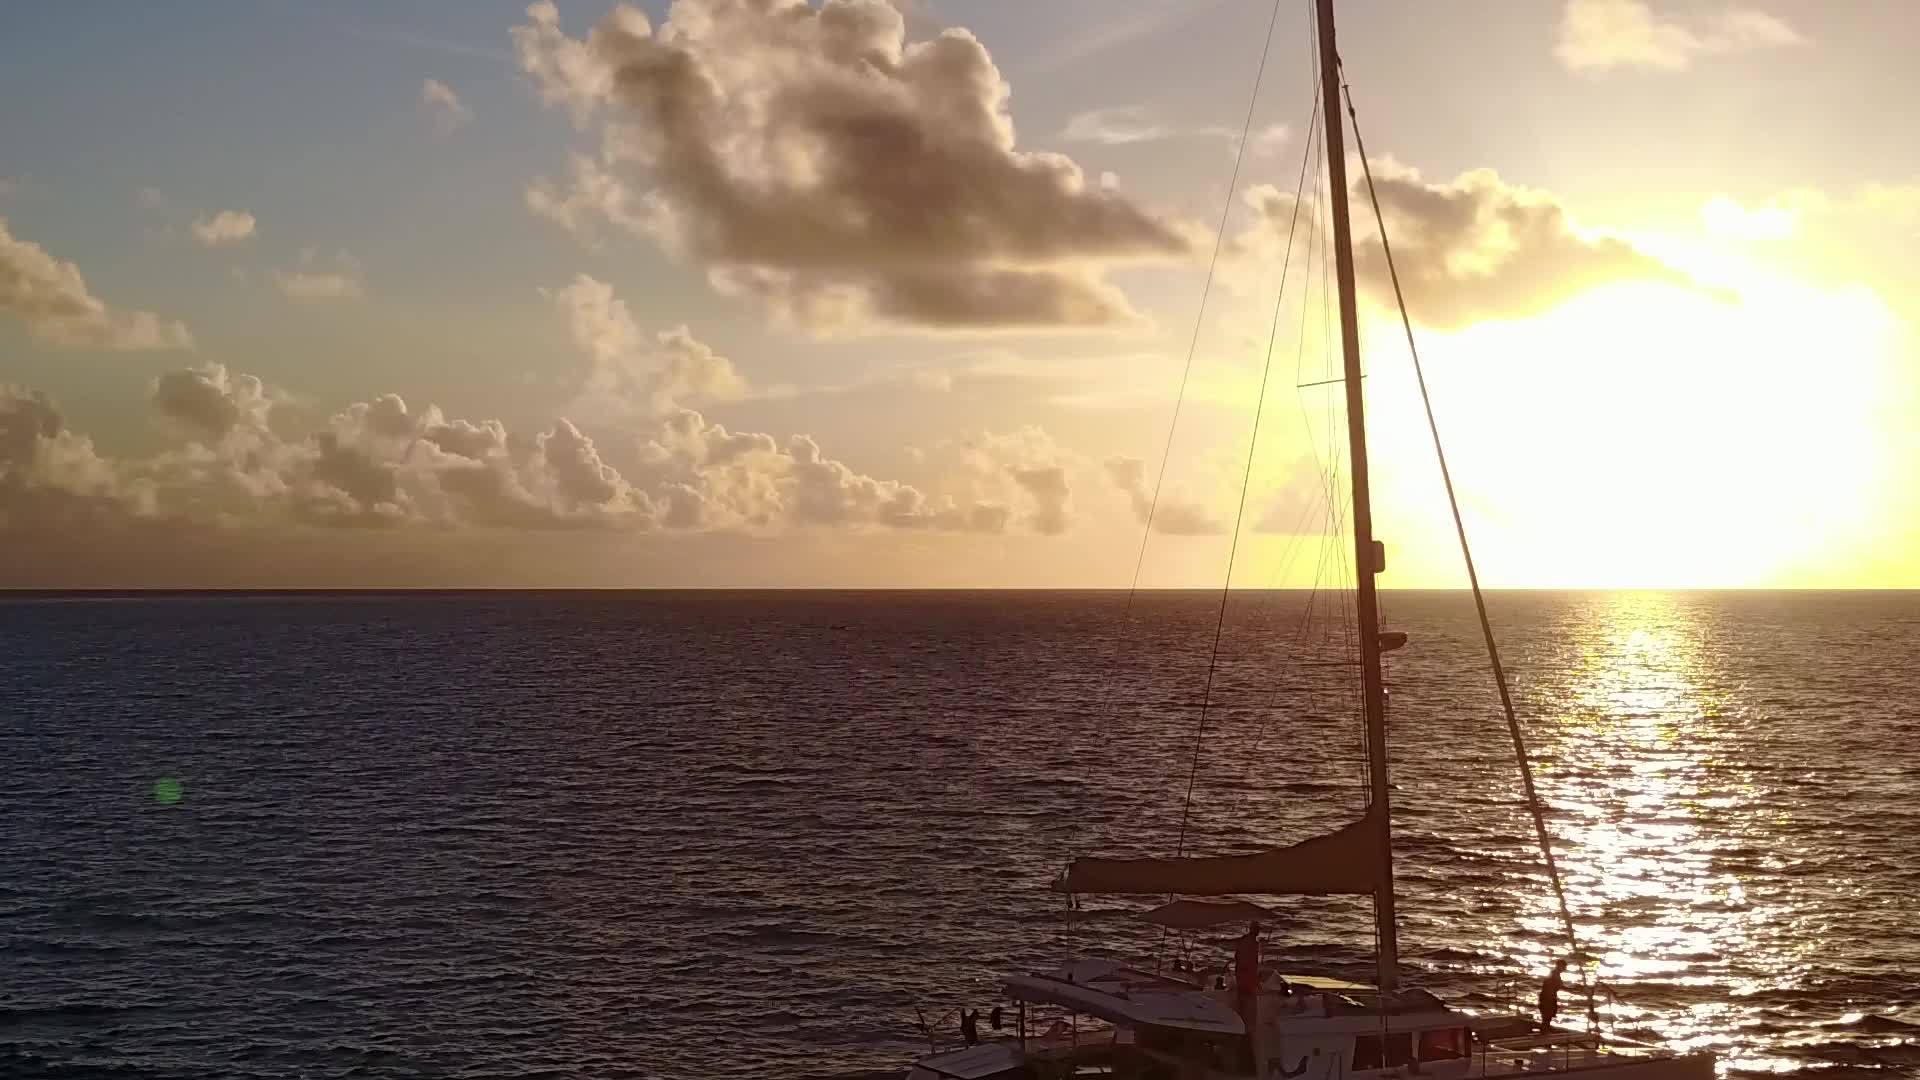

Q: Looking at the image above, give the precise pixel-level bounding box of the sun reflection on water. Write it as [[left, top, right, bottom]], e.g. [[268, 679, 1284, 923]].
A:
[[1521, 592, 1824, 1072]]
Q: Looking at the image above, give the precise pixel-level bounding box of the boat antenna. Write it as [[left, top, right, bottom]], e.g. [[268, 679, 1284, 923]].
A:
[[1312, 0, 1398, 997], [1339, 74, 1600, 1032]]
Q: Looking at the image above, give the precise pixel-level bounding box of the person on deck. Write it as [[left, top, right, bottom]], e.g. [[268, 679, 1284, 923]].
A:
[[1538, 959, 1568, 1029], [1233, 922, 1263, 1022], [960, 1009, 979, 1046]]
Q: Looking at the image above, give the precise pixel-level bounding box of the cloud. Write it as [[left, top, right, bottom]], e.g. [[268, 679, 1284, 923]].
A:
[[512, 0, 1199, 331], [420, 78, 473, 135], [3, 276, 1083, 543], [0, 217, 194, 350], [273, 251, 364, 302], [1105, 455, 1225, 535], [3, 365, 1043, 540], [190, 209, 257, 248], [0, 386, 127, 534], [524, 154, 658, 244], [1009, 464, 1070, 535], [10, 377, 662, 531], [1247, 124, 1291, 158], [1556, 0, 1802, 72], [1063, 108, 1289, 158], [1237, 162, 1699, 328], [151, 364, 273, 440], [1699, 194, 1816, 242], [545, 273, 745, 418], [274, 271, 362, 301], [1062, 107, 1172, 145], [929, 426, 1085, 534]]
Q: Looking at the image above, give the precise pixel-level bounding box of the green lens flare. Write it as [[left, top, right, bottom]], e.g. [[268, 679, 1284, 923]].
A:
[[153, 776, 183, 805]]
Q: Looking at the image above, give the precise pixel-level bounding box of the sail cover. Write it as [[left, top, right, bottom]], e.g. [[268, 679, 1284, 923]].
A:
[[1138, 899, 1279, 929], [1060, 813, 1383, 896]]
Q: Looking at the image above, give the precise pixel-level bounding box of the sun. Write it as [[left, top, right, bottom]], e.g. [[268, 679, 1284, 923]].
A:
[[1362, 271, 1896, 588]]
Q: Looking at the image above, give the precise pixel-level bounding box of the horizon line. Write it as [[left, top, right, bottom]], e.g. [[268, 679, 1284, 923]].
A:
[[3, 586, 1916, 595]]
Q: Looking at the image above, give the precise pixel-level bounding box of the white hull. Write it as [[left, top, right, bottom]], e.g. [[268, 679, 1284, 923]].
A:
[[904, 967, 1716, 1080]]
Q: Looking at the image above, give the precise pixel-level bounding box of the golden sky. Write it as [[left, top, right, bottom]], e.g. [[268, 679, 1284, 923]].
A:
[[2, 0, 1916, 588]]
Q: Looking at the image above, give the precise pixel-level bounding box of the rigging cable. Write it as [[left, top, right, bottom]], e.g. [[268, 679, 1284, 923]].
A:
[[1174, 47, 1326, 860], [1339, 73, 1600, 1031], [1109, 0, 1285, 971], [1119, 0, 1286, 610]]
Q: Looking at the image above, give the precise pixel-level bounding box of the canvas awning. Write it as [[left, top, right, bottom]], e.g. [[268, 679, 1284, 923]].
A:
[[1059, 813, 1383, 896]]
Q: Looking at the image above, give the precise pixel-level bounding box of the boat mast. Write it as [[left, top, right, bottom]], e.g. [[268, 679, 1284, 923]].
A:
[[1314, 0, 1398, 995]]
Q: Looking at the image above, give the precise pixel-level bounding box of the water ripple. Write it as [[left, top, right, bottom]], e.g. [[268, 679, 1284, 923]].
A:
[[0, 590, 1914, 1078]]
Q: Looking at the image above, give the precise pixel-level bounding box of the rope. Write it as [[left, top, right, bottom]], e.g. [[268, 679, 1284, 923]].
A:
[[1339, 74, 1598, 1031], [1174, 17, 1323, 860]]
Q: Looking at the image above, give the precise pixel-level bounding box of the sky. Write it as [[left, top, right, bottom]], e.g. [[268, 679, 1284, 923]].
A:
[[3, 0, 1917, 588]]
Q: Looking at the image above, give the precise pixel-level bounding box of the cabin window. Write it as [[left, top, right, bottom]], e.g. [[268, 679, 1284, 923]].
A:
[[1386, 1033, 1414, 1067], [1419, 1027, 1470, 1061], [1352, 1035, 1382, 1070]]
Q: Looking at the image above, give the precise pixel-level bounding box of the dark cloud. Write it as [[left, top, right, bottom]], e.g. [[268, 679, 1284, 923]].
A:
[[151, 364, 270, 440], [1240, 163, 1699, 328], [513, 0, 1199, 330]]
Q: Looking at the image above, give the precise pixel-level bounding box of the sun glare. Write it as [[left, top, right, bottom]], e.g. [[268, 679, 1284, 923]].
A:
[[1363, 272, 1896, 588]]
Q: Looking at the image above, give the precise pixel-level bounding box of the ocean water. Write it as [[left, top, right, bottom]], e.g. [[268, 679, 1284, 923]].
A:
[[1, 590, 1916, 1079]]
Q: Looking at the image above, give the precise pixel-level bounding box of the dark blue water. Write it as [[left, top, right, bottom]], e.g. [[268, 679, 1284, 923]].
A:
[[2, 591, 1916, 1078]]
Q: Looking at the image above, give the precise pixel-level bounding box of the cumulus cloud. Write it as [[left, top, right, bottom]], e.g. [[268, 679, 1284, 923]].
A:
[[511, 0, 1198, 331], [1104, 455, 1224, 536], [0, 217, 193, 350], [1556, 0, 1802, 72], [0, 386, 126, 532], [1010, 464, 1070, 535], [191, 210, 257, 247], [3, 372, 1045, 539], [546, 273, 744, 418], [633, 408, 1016, 533], [151, 364, 273, 440], [931, 426, 1084, 534], [3, 274, 1089, 543], [1238, 162, 1698, 328], [524, 153, 658, 243], [420, 78, 473, 135]]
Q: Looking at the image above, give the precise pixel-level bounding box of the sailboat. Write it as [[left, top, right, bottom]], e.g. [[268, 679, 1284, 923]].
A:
[[900, 2, 1719, 1078]]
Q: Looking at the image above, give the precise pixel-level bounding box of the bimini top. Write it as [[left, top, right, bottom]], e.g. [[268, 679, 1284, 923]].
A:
[[1005, 960, 1245, 1037]]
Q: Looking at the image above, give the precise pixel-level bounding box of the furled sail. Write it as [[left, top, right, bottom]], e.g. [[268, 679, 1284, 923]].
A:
[[1059, 812, 1382, 896]]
